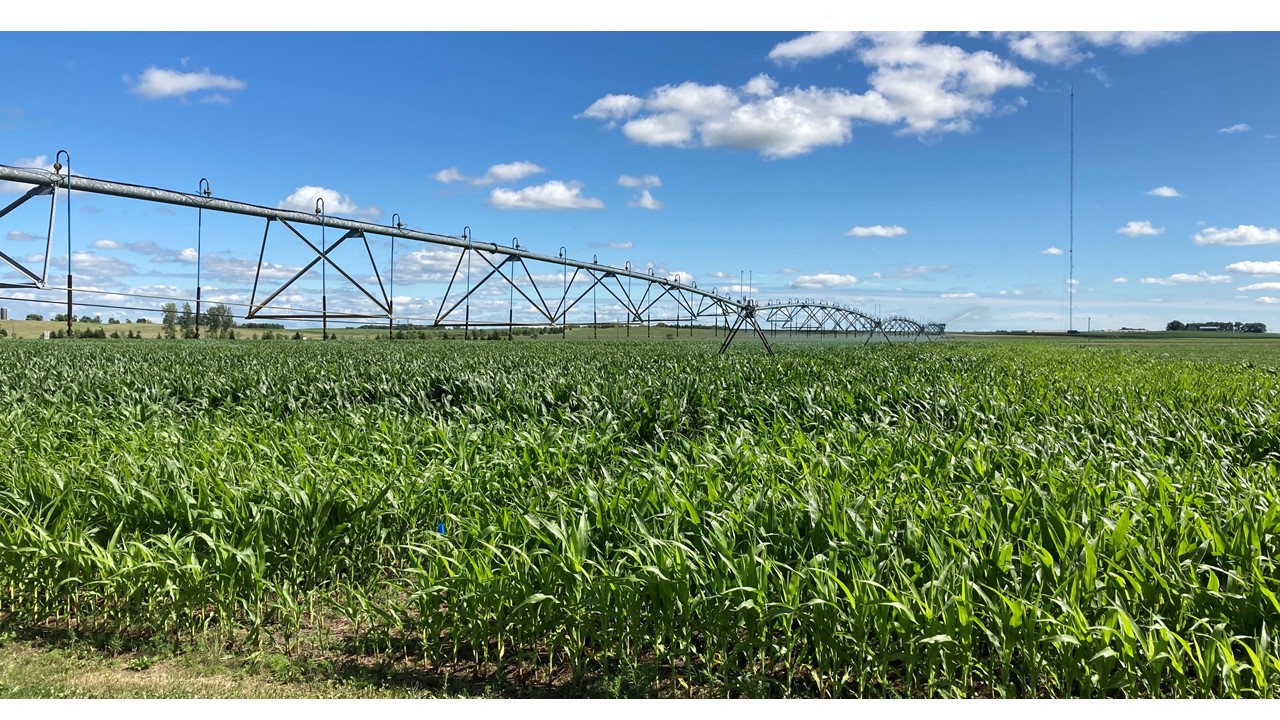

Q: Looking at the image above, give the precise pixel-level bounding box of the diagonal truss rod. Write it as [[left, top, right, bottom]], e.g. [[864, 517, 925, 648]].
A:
[[0, 183, 57, 288]]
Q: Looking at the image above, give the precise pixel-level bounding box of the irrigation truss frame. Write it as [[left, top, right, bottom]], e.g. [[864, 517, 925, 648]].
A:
[[0, 161, 946, 354]]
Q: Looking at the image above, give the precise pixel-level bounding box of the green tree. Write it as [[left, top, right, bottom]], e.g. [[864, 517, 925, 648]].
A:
[[161, 303, 178, 339], [25, 313, 42, 321], [178, 303, 196, 339], [1165, 320, 1185, 332], [202, 303, 235, 339]]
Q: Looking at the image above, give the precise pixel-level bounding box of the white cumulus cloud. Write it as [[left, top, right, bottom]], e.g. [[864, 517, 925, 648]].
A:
[[1146, 185, 1182, 198], [1041, 246, 1064, 255], [128, 66, 246, 101], [1194, 225, 1280, 246], [581, 32, 1033, 158], [941, 292, 977, 298], [487, 181, 604, 210], [1140, 271, 1232, 286], [767, 32, 859, 62], [999, 32, 1188, 66], [618, 175, 662, 188], [1219, 123, 1250, 134], [1117, 220, 1164, 237], [277, 186, 381, 220], [1113, 277, 1129, 283], [1227, 260, 1280, 275], [1238, 282, 1280, 291], [1257, 296, 1280, 304], [577, 94, 644, 124], [789, 272, 858, 289], [434, 161, 546, 186], [628, 189, 662, 210], [846, 224, 907, 238]]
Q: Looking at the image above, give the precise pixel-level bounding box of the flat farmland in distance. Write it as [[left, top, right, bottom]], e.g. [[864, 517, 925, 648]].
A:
[[1, 339, 1278, 697]]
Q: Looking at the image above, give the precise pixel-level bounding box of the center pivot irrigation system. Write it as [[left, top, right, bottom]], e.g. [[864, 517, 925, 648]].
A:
[[0, 158, 945, 354]]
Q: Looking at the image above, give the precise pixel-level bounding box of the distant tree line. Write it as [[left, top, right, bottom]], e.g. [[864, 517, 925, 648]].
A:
[[160, 302, 237, 339], [240, 322, 285, 330], [1166, 320, 1267, 333]]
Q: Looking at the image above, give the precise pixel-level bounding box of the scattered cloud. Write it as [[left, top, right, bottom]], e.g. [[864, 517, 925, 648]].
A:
[[89, 238, 193, 263], [1041, 246, 1064, 255], [941, 292, 977, 298], [1238, 282, 1280, 291], [627, 189, 662, 210], [277, 186, 382, 220], [434, 161, 546, 186], [1113, 277, 1129, 283], [618, 175, 662, 188], [589, 240, 634, 250], [1227, 260, 1280, 275], [127, 65, 246, 101], [898, 264, 952, 278], [789, 272, 858, 289], [202, 254, 298, 283], [1257, 296, 1280, 304], [1146, 185, 1182, 198], [1193, 225, 1280, 246], [394, 248, 463, 282], [640, 262, 696, 284], [1219, 123, 1250, 134], [577, 94, 645, 125], [998, 32, 1188, 67], [779, 267, 797, 275], [433, 167, 467, 184], [582, 32, 1033, 158], [1, 154, 56, 193], [619, 176, 663, 209], [845, 224, 907, 238], [6, 230, 41, 242], [767, 31, 859, 62], [1139, 271, 1232, 286], [488, 181, 604, 210], [1117, 220, 1164, 237], [69, 251, 138, 280]]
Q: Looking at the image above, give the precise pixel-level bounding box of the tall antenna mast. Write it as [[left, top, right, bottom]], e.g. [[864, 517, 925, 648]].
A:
[[1069, 84, 1074, 333]]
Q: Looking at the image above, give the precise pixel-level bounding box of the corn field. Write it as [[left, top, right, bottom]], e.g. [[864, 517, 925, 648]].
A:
[[1, 339, 1278, 697]]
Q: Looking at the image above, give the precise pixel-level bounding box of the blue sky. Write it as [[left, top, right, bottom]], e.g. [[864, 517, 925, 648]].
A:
[[3, 24, 1280, 331]]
